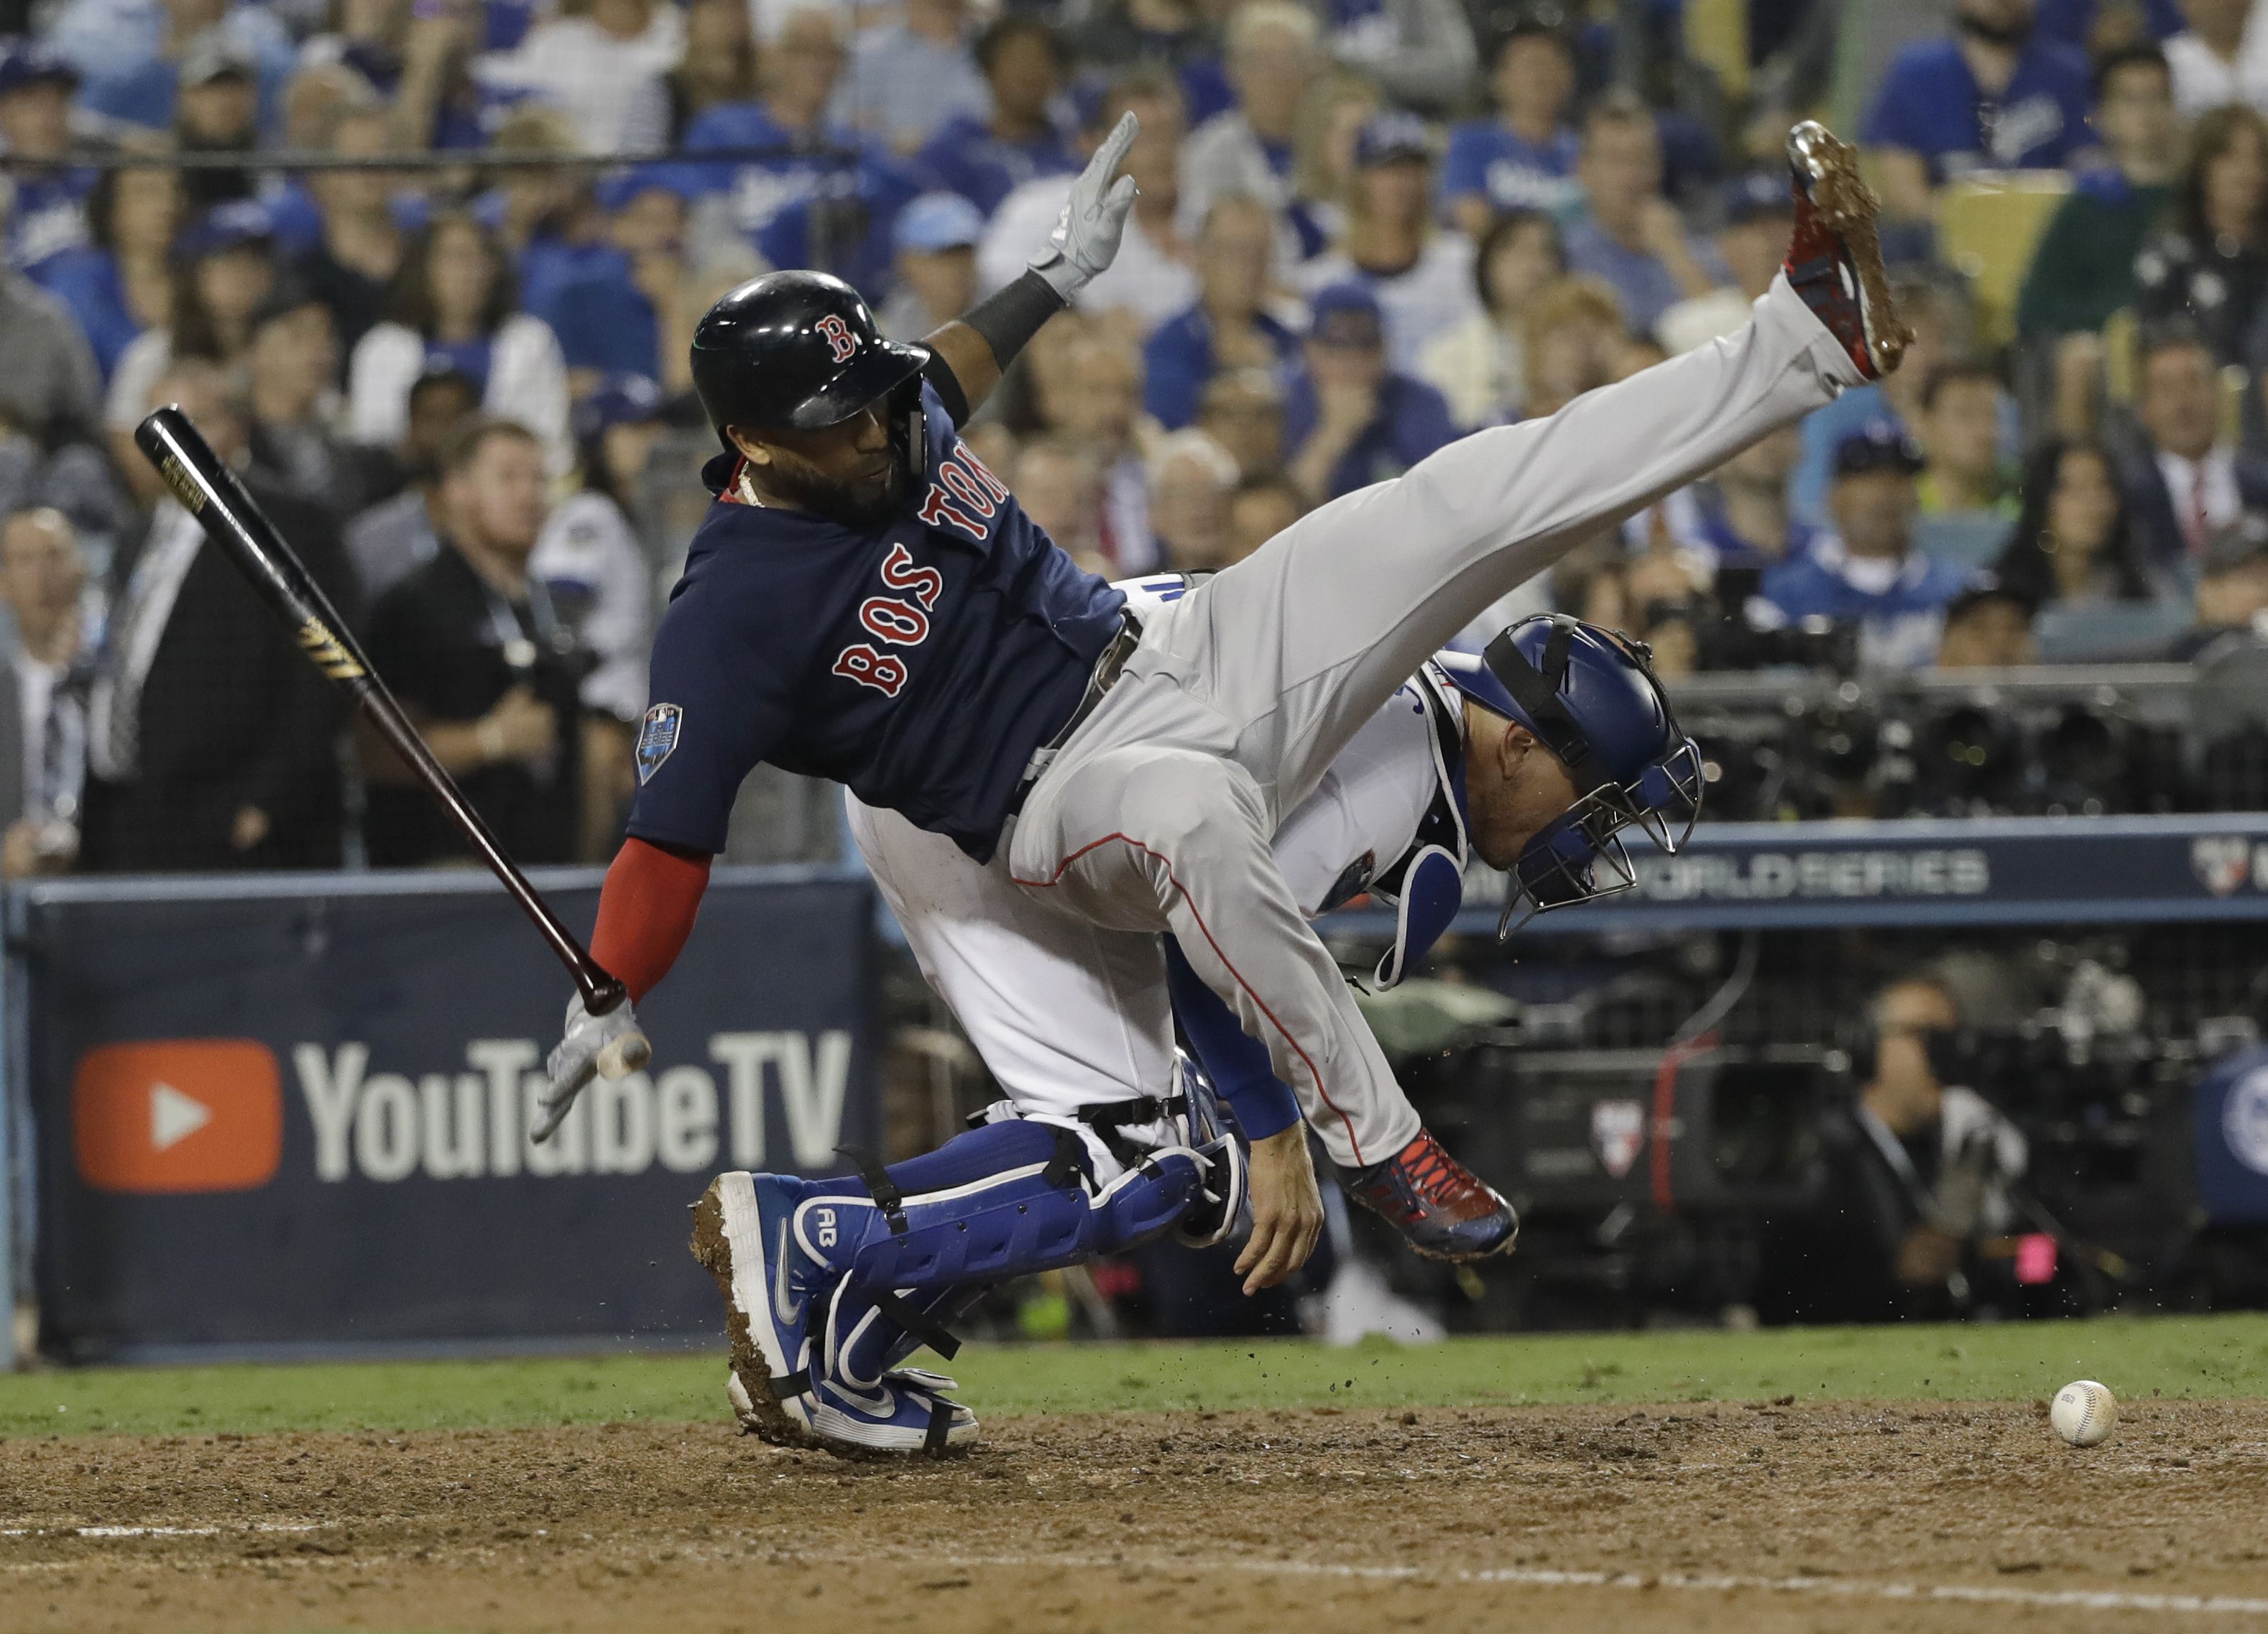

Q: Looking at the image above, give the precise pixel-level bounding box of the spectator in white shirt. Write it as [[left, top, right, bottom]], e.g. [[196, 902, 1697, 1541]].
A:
[[2165, 0, 2268, 117], [485, 0, 683, 154], [0, 507, 88, 879], [829, 0, 990, 155], [1298, 111, 1479, 374]]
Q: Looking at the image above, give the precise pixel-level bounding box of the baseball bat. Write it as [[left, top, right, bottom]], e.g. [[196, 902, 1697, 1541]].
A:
[[132, 405, 646, 1042]]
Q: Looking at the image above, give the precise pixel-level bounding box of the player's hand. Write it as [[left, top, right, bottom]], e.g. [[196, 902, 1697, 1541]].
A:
[[1029, 111, 1140, 301], [1235, 1125, 1324, 1296], [535, 992, 652, 1143]]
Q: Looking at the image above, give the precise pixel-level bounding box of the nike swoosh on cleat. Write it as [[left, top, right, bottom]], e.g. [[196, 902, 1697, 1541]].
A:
[[773, 1221, 803, 1324]]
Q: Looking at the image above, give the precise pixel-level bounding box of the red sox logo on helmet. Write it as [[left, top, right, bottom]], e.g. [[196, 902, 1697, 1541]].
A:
[[815, 314, 858, 364]]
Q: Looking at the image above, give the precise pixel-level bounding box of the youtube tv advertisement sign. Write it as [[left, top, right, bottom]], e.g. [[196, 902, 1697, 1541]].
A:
[[15, 868, 880, 1360]]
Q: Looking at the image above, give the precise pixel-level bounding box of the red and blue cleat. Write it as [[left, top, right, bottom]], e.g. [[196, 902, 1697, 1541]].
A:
[[1781, 120, 1912, 382], [1340, 1129, 1518, 1263]]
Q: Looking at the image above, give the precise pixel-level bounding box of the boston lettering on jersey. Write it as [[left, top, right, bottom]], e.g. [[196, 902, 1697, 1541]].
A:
[[627, 384, 1126, 862]]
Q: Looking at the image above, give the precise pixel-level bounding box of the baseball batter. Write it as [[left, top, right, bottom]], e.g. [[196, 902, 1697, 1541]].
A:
[[535, 118, 1909, 1454]]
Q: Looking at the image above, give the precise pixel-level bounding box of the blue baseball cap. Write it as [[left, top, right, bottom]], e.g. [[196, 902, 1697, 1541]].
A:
[[1833, 423, 1925, 478], [594, 162, 696, 213], [0, 39, 78, 96], [1354, 111, 1431, 168], [172, 199, 275, 262], [575, 373, 665, 441], [1720, 168, 1790, 225], [1309, 280, 1384, 346], [894, 190, 985, 254]]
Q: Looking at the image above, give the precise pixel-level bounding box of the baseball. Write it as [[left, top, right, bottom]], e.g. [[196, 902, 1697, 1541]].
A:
[[2050, 1380, 2118, 1446]]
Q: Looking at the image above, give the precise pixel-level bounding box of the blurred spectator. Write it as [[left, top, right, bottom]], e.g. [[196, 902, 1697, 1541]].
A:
[[1177, 2, 1319, 258], [877, 191, 982, 342], [172, 35, 261, 214], [2136, 103, 2268, 364], [1762, 427, 1973, 670], [1441, 21, 1582, 237], [2121, 326, 2268, 566], [916, 16, 1077, 218], [1320, 0, 1477, 116], [344, 363, 479, 600], [1662, 424, 1821, 574], [1068, 0, 1230, 127], [1287, 70, 1378, 257], [1518, 274, 1624, 419], [362, 417, 623, 866], [104, 200, 273, 472], [83, 359, 349, 872], [1227, 471, 1306, 560], [2163, 0, 2268, 115], [1994, 437, 2167, 605], [1916, 360, 2019, 519], [1935, 574, 2040, 666], [1300, 111, 1478, 372], [297, 0, 415, 106], [831, 0, 987, 156], [550, 167, 699, 389], [1147, 428, 1240, 570], [349, 210, 571, 470], [981, 70, 1195, 333], [1757, 971, 2029, 1325], [2178, 507, 2268, 651], [485, 0, 681, 154], [1417, 209, 1563, 430], [0, 507, 88, 880], [1284, 280, 1457, 503], [389, 0, 531, 153], [0, 42, 93, 277], [37, 165, 178, 382], [1863, 0, 2099, 226], [287, 104, 405, 360], [1043, 331, 1155, 571], [1563, 93, 1728, 342], [484, 106, 612, 328], [664, 0, 759, 145], [1657, 170, 1793, 357], [56, 0, 293, 140], [530, 376, 660, 730], [1010, 434, 1103, 571], [1197, 366, 1287, 479], [244, 283, 373, 520], [1145, 195, 1294, 430], [2018, 45, 2181, 338]]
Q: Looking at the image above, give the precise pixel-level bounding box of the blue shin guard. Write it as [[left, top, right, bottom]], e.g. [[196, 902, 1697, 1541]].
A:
[[801, 1118, 1215, 1388]]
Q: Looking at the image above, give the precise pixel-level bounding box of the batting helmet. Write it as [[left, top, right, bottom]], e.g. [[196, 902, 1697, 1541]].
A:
[[690, 270, 930, 447], [1439, 615, 1702, 932]]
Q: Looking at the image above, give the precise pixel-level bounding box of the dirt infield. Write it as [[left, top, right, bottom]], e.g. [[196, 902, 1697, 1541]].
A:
[[4, 1398, 2267, 1633]]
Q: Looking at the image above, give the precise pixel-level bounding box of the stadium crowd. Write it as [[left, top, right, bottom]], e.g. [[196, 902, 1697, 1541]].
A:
[[0, 0, 2263, 874]]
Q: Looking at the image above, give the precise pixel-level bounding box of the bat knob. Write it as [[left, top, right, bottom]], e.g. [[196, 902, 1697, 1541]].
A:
[[596, 1030, 651, 1080]]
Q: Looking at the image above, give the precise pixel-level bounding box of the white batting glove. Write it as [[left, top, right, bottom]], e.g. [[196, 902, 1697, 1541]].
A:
[[535, 992, 651, 1143], [1028, 111, 1140, 302]]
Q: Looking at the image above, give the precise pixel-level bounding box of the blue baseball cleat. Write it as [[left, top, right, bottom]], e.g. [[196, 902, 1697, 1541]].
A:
[[1339, 1129, 1518, 1262], [689, 1171, 833, 1446]]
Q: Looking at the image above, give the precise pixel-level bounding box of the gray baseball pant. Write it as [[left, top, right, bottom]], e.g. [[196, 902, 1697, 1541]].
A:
[[1005, 276, 1862, 1170]]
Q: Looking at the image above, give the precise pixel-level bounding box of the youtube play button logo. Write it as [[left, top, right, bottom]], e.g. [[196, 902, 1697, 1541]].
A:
[[73, 1040, 283, 1194]]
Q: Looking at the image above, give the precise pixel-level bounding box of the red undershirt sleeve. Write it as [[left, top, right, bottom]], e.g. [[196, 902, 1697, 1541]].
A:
[[589, 836, 714, 1004]]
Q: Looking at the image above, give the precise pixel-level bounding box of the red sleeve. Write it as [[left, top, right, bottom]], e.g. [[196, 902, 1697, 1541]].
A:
[[590, 836, 713, 1004]]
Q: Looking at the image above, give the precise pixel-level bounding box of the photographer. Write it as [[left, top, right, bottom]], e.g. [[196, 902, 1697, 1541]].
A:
[[359, 418, 624, 867], [1757, 972, 2028, 1324]]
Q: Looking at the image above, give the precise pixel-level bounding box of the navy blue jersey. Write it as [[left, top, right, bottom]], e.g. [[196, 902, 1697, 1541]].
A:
[[627, 384, 1125, 862]]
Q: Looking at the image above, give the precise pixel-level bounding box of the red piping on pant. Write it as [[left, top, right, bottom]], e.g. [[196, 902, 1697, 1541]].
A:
[[1013, 831, 1365, 1166]]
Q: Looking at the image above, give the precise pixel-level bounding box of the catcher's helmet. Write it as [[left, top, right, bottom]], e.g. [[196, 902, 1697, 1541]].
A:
[[1439, 615, 1703, 933], [690, 270, 930, 447]]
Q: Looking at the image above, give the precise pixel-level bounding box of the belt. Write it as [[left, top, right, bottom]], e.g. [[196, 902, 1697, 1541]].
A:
[[1005, 608, 1142, 818]]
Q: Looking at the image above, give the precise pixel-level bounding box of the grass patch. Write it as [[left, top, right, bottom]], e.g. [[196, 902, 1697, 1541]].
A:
[[2, 1314, 2264, 1439]]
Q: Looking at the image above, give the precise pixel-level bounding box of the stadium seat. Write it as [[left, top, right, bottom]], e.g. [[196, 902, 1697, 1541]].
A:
[[2032, 601, 2195, 663], [1937, 171, 2075, 350], [1913, 512, 2012, 572]]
